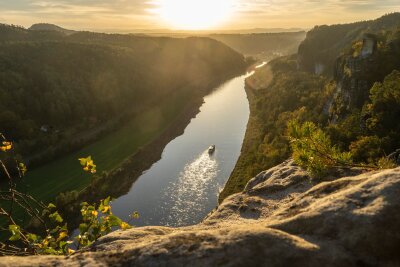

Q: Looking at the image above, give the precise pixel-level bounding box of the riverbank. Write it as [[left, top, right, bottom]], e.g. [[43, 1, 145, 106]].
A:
[[219, 62, 271, 202], [20, 89, 193, 203], [219, 80, 264, 202], [52, 68, 248, 231], [219, 56, 330, 203]]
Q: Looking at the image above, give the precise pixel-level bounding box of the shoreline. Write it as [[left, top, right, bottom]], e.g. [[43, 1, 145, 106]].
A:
[[54, 68, 248, 231], [218, 62, 270, 203]]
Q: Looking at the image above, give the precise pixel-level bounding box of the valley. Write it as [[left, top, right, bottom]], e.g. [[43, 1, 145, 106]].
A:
[[0, 7, 399, 265]]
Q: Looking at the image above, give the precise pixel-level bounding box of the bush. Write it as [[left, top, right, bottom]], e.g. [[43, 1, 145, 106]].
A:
[[287, 120, 353, 177], [0, 133, 136, 256]]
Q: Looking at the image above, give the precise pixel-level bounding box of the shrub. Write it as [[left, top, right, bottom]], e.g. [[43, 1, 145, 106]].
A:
[[0, 132, 136, 256], [287, 120, 353, 177]]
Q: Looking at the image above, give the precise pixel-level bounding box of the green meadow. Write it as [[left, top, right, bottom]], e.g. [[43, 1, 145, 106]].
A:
[[22, 91, 189, 203]]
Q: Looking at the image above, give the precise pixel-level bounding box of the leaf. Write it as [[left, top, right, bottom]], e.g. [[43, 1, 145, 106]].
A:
[[27, 233, 38, 243], [50, 226, 61, 234], [49, 211, 63, 223], [120, 222, 131, 230], [8, 225, 21, 241], [58, 241, 67, 249], [9, 234, 21, 241], [100, 205, 110, 214], [78, 157, 88, 166], [48, 203, 57, 210], [79, 156, 97, 173], [44, 248, 58, 255], [57, 231, 68, 242], [131, 211, 140, 219], [18, 163, 27, 175], [0, 141, 12, 152], [103, 197, 110, 206], [107, 215, 122, 227]]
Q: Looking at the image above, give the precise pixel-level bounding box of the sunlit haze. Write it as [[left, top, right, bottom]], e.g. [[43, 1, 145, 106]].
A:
[[0, 0, 400, 31], [153, 0, 236, 30]]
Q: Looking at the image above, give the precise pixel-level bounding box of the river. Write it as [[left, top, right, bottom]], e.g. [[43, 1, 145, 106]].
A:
[[110, 66, 259, 227]]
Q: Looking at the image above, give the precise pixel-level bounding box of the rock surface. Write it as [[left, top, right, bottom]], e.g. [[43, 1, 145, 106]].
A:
[[2, 160, 400, 266]]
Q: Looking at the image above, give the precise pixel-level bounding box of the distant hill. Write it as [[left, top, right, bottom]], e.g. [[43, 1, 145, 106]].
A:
[[0, 23, 247, 166], [69, 27, 305, 35], [29, 23, 75, 35], [298, 12, 400, 75], [24, 24, 305, 61]]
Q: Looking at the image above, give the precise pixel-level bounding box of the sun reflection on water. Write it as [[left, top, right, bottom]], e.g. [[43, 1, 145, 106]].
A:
[[161, 150, 219, 226]]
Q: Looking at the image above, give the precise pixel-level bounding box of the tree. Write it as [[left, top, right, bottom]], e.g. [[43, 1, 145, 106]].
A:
[[287, 120, 353, 177]]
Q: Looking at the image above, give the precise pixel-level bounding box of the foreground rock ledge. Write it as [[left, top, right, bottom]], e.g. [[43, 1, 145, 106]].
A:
[[2, 160, 400, 266]]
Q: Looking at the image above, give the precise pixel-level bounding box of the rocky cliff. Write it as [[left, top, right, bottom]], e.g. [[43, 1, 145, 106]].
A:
[[329, 30, 400, 121], [297, 13, 400, 76], [2, 160, 399, 266]]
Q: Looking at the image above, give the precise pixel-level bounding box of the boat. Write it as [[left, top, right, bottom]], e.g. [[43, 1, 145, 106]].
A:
[[208, 145, 216, 154]]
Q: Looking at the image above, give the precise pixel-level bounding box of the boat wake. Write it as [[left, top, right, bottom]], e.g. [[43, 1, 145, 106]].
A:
[[160, 150, 219, 226]]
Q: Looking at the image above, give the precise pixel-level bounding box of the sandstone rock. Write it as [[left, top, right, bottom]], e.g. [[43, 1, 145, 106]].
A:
[[2, 160, 399, 266]]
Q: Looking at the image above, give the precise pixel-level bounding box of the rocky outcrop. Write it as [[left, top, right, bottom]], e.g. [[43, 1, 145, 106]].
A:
[[329, 30, 400, 121], [297, 13, 400, 76], [329, 49, 375, 122], [2, 160, 400, 266]]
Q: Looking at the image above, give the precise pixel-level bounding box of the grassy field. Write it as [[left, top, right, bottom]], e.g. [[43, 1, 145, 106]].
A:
[[21, 91, 190, 203]]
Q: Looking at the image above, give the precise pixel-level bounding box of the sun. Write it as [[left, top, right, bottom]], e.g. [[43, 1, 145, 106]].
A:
[[154, 0, 236, 30]]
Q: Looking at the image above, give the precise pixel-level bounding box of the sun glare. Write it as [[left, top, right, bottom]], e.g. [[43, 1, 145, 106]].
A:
[[155, 0, 236, 30]]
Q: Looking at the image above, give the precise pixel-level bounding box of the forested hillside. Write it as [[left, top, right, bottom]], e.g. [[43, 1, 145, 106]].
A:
[[298, 13, 400, 75], [220, 13, 400, 202], [29, 23, 76, 35], [0, 24, 246, 171]]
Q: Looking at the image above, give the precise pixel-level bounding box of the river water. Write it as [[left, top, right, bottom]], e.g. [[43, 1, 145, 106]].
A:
[[111, 67, 258, 227]]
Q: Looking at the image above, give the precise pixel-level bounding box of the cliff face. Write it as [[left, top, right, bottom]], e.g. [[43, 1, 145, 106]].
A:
[[297, 13, 400, 76], [3, 161, 399, 266], [329, 31, 400, 121], [329, 37, 378, 121]]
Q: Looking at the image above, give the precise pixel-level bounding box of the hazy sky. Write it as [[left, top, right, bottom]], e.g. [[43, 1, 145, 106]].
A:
[[0, 0, 399, 31]]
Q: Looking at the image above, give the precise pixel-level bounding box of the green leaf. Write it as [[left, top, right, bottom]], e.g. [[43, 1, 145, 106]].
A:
[[58, 241, 67, 249], [44, 248, 58, 255], [48, 203, 57, 210], [102, 196, 110, 206], [27, 233, 38, 242], [78, 156, 91, 167], [131, 211, 140, 219], [8, 225, 21, 241], [107, 215, 122, 227], [49, 226, 60, 234], [9, 235, 21, 241], [49, 211, 63, 223]]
